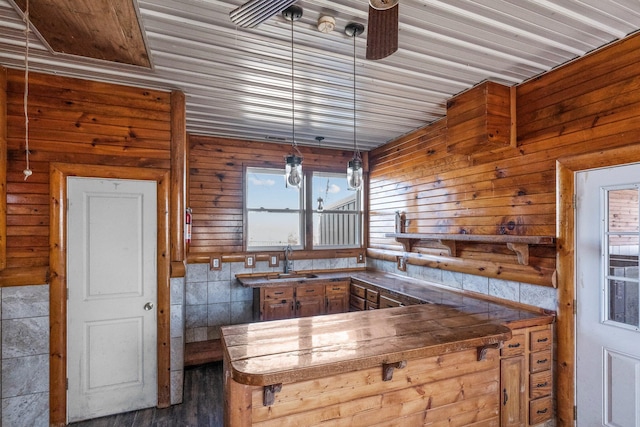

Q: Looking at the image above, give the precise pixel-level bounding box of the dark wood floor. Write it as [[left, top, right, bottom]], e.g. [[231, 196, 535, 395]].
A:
[[69, 362, 224, 427]]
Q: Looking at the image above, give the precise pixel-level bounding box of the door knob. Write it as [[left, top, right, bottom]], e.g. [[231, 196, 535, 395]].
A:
[[144, 302, 154, 311]]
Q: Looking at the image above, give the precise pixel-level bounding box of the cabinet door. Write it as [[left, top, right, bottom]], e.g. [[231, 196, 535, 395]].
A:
[[262, 298, 294, 321], [260, 286, 295, 321], [296, 296, 324, 317], [325, 283, 349, 314], [500, 356, 526, 427]]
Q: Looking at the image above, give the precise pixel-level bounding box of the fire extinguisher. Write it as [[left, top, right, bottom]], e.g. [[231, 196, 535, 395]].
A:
[[185, 207, 192, 245]]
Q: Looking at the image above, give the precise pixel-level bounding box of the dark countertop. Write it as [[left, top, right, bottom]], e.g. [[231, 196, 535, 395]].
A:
[[224, 269, 554, 386]]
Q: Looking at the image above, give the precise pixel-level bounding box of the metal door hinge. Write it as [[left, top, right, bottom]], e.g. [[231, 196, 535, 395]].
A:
[[572, 193, 577, 210], [573, 299, 577, 315], [66, 378, 69, 390], [574, 405, 577, 420], [66, 288, 69, 300]]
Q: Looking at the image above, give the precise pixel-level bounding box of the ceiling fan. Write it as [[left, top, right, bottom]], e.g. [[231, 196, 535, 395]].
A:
[[229, 0, 399, 60]]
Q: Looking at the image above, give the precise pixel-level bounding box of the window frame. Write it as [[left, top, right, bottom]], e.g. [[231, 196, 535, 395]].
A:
[[243, 165, 364, 252]]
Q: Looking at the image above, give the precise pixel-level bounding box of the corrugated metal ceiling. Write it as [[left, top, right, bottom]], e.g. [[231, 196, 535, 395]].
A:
[[0, 0, 639, 151]]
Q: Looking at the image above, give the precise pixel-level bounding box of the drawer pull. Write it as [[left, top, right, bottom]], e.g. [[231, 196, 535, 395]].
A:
[[536, 358, 548, 364], [537, 408, 548, 415], [274, 292, 283, 295], [537, 337, 549, 343], [508, 343, 521, 348], [305, 289, 315, 293], [503, 388, 508, 405], [536, 381, 548, 388], [332, 287, 341, 291]]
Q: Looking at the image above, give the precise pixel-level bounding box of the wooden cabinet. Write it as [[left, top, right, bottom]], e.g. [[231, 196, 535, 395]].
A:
[[258, 281, 350, 320], [260, 286, 294, 321], [295, 283, 324, 317], [500, 335, 526, 427], [350, 282, 380, 310], [500, 324, 553, 426], [325, 281, 349, 314]]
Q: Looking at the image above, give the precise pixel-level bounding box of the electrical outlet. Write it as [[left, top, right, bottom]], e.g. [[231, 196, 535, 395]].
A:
[[245, 255, 255, 268], [357, 252, 365, 263], [269, 253, 279, 267], [210, 256, 222, 270]]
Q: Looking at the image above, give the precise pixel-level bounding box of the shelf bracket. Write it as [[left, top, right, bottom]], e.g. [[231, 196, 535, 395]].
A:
[[263, 383, 282, 406], [395, 237, 420, 252], [506, 242, 530, 265], [434, 239, 456, 256], [382, 360, 407, 381], [477, 342, 502, 361]]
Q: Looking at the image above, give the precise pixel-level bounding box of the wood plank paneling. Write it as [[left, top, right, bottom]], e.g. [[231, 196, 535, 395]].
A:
[[369, 32, 640, 289], [188, 135, 358, 256], [1, 69, 172, 281]]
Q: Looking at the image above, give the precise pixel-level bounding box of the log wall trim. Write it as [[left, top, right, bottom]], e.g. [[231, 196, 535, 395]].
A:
[[49, 163, 171, 426], [0, 66, 6, 271], [556, 144, 640, 427]]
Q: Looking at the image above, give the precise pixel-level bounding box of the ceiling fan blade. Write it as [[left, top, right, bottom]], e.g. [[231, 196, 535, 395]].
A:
[[366, 5, 399, 60], [230, 0, 298, 28]]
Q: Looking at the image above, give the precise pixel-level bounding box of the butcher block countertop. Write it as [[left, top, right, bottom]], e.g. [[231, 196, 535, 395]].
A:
[[224, 270, 554, 387]]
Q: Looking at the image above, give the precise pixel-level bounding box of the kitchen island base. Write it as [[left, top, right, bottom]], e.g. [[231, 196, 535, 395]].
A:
[[225, 347, 501, 427]]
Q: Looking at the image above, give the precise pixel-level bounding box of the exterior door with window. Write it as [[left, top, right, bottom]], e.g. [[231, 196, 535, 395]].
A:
[[576, 165, 640, 426]]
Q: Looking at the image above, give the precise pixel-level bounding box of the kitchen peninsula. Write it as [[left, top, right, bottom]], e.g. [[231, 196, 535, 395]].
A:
[[222, 271, 554, 426]]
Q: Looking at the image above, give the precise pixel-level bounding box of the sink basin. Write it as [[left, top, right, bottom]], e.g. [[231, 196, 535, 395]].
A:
[[267, 273, 318, 280]]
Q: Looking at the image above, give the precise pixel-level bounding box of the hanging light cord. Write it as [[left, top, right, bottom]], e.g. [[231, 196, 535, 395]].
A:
[[22, 0, 32, 180], [290, 16, 301, 156], [352, 31, 360, 160]]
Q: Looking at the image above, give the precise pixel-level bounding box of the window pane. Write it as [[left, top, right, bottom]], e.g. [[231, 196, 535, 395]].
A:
[[247, 211, 301, 247], [608, 279, 639, 326], [313, 212, 359, 247], [313, 173, 358, 211], [247, 168, 300, 210], [608, 189, 639, 233]]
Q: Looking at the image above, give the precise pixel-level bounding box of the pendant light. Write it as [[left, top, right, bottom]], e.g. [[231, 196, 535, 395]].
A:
[[345, 23, 365, 190], [283, 5, 303, 189]]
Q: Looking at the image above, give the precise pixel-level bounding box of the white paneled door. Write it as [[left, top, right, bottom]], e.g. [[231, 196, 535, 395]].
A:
[[67, 177, 157, 423], [576, 165, 640, 427]]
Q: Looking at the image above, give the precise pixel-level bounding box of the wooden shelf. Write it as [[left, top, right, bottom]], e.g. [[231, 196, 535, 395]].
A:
[[385, 233, 556, 265]]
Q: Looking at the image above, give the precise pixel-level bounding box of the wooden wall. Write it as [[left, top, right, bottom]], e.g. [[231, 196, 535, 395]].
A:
[[1, 69, 173, 286], [188, 135, 358, 260], [368, 32, 640, 287]]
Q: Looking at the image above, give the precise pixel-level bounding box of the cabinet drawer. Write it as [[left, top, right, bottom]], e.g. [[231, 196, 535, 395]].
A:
[[501, 333, 526, 357], [326, 282, 348, 295], [366, 288, 379, 304], [296, 283, 324, 297], [263, 286, 294, 300], [530, 328, 552, 352], [530, 350, 552, 373], [379, 294, 402, 308], [350, 295, 366, 311], [367, 301, 378, 310], [350, 283, 366, 298], [529, 370, 552, 399], [529, 396, 553, 424]]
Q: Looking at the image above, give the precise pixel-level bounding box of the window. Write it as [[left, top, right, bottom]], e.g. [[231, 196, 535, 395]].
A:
[[605, 186, 640, 329], [245, 167, 362, 251]]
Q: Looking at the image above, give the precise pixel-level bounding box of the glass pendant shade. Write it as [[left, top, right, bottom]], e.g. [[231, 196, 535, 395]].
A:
[[285, 154, 303, 188], [347, 157, 363, 190]]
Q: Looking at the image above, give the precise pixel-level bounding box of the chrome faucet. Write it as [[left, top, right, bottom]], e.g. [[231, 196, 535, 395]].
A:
[[284, 244, 294, 273]]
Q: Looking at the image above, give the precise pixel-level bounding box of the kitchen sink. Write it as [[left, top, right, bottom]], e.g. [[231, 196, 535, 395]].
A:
[[266, 273, 318, 280]]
